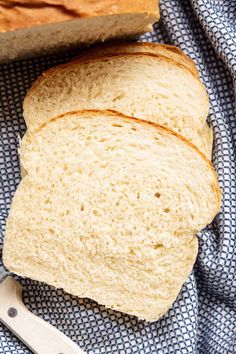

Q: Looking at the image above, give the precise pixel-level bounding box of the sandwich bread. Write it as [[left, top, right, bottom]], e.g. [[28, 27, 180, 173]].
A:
[[3, 110, 221, 321], [24, 50, 211, 156]]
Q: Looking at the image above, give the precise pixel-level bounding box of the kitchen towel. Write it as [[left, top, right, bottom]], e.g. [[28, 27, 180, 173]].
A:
[[0, 0, 235, 353]]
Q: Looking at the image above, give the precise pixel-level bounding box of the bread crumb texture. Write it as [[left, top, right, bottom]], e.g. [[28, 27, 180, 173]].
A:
[[24, 51, 210, 156], [3, 111, 221, 321]]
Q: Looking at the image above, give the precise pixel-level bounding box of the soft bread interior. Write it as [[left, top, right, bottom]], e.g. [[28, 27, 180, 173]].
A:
[[3, 110, 221, 321], [72, 42, 213, 157], [73, 41, 200, 77], [24, 53, 210, 156]]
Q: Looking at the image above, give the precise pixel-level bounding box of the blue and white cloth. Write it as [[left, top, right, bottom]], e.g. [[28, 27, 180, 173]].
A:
[[0, 1, 235, 353]]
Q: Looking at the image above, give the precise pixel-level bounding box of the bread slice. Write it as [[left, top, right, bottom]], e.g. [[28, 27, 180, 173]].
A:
[[0, 0, 159, 62], [3, 110, 221, 321], [73, 41, 200, 77], [71, 41, 212, 157], [24, 52, 210, 156]]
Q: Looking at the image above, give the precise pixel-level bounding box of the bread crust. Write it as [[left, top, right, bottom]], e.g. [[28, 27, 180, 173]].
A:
[[0, 0, 159, 32], [32, 109, 222, 209], [24, 51, 208, 112]]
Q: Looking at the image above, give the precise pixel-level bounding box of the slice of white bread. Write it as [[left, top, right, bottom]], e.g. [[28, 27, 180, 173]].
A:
[[3, 110, 221, 321], [72, 41, 212, 157], [73, 41, 200, 77], [23, 52, 210, 156]]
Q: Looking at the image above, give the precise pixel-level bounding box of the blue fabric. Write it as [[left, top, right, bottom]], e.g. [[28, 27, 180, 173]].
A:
[[0, 1, 235, 353]]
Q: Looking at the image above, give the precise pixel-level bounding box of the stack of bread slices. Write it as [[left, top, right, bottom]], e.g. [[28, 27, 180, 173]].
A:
[[3, 42, 221, 321]]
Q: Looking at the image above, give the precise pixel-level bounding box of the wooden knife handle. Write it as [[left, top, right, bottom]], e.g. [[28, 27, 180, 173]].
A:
[[0, 276, 85, 354]]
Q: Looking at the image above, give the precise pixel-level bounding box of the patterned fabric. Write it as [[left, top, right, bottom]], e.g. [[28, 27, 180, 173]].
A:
[[0, 0, 235, 353]]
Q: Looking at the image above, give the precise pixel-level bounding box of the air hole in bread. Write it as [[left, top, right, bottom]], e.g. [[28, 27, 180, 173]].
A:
[[112, 94, 125, 102], [101, 163, 108, 168], [112, 123, 123, 127], [106, 146, 117, 151], [153, 244, 164, 249], [72, 124, 80, 131]]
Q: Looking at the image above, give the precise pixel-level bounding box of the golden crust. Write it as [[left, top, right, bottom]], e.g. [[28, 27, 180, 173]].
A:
[[0, 0, 159, 32], [33, 109, 222, 210]]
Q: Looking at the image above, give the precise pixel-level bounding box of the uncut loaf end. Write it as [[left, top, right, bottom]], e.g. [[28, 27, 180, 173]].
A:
[[0, 0, 159, 62]]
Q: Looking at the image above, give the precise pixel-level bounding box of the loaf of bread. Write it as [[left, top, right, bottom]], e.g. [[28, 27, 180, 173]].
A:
[[0, 0, 159, 62], [24, 46, 211, 156], [3, 110, 221, 321]]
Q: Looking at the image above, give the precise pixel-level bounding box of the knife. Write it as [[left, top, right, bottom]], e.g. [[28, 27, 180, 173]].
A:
[[0, 264, 85, 354]]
